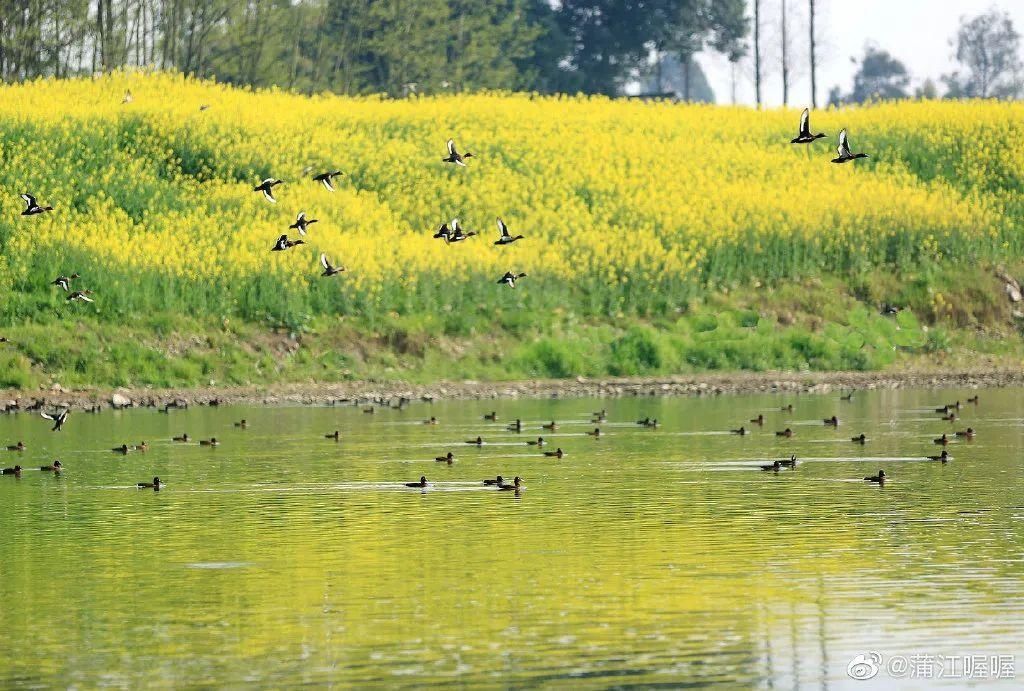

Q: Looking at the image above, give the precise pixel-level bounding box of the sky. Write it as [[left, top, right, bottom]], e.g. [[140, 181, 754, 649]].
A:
[[697, 0, 1024, 107]]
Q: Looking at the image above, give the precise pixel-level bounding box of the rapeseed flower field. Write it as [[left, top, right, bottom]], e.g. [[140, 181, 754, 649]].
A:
[[0, 71, 1020, 385]]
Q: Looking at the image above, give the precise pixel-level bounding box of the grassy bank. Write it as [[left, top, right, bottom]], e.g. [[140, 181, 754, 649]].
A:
[[0, 72, 1022, 389]]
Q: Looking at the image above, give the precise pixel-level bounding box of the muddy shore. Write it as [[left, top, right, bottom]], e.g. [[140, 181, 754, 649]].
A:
[[2, 370, 1022, 412]]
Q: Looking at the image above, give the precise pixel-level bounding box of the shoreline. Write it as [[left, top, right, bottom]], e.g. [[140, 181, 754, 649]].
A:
[[3, 370, 1023, 412]]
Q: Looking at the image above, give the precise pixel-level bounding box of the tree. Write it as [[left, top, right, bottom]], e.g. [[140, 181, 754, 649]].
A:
[[808, 0, 817, 108], [648, 0, 747, 101], [915, 78, 938, 100], [753, 0, 761, 106], [942, 9, 1022, 99], [552, 1, 652, 95], [845, 45, 910, 103], [780, 0, 789, 105]]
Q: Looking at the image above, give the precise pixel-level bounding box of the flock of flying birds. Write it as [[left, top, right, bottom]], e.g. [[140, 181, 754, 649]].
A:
[[16, 104, 867, 308], [249, 137, 528, 287]]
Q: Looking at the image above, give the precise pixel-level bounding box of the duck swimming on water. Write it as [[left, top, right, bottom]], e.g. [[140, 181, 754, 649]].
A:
[[138, 477, 161, 489], [1, 465, 22, 475], [483, 475, 504, 486], [864, 469, 886, 483], [497, 476, 523, 491], [405, 476, 428, 488], [543, 448, 564, 458], [40, 460, 62, 472]]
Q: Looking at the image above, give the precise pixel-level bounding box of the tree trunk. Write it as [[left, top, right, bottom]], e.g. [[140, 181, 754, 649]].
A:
[[781, 0, 789, 106], [682, 55, 691, 101], [809, 0, 817, 108], [753, 0, 761, 107]]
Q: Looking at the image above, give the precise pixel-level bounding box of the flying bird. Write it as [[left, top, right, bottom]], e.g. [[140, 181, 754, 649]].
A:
[[254, 178, 283, 203], [21, 193, 52, 216], [447, 219, 476, 243], [66, 290, 94, 303], [498, 271, 527, 288], [831, 129, 869, 164], [313, 170, 343, 191], [320, 253, 345, 277], [494, 218, 524, 245], [791, 108, 826, 144], [51, 273, 80, 291], [40, 409, 69, 432], [432, 223, 452, 242], [271, 234, 305, 251], [289, 212, 318, 235], [443, 138, 473, 166]]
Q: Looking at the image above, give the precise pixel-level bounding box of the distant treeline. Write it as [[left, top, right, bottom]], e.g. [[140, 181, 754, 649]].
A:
[[0, 1, 748, 97]]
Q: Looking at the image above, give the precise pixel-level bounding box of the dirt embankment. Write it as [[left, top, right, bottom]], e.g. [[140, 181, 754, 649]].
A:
[[2, 370, 1022, 413]]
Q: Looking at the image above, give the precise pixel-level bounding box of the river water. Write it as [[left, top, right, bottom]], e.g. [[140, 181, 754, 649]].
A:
[[1, 387, 1021, 687]]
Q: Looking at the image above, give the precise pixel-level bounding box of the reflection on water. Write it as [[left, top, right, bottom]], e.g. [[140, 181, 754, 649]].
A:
[[1, 388, 1023, 687]]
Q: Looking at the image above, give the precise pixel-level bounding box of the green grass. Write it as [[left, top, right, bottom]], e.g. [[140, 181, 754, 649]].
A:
[[2, 263, 1022, 390]]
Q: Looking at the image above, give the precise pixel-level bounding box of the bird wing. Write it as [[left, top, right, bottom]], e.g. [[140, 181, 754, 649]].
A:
[[321, 178, 335, 192], [296, 212, 305, 222], [799, 108, 810, 136], [21, 193, 35, 208], [447, 139, 456, 156], [262, 188, 276, 203], [39, 411, 55, 421], [451, 219, 460, 233], [79, 294, 94, 303], [497, 218, 509, 238], [838, 129, 851, 157], [320, 253, 330, 270]]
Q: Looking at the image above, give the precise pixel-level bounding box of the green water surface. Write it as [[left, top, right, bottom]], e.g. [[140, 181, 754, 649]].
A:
[[1, 388, 1022, 687]]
